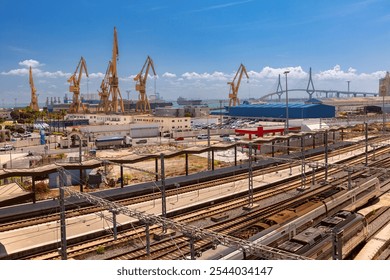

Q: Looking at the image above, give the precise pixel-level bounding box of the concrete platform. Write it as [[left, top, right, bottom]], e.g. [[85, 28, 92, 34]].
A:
[[0, 182, 31, 207], [355, 220, 390, 260]]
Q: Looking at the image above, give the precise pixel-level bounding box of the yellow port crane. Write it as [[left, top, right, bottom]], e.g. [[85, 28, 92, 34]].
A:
[[68, 56, 88, 113], [228, 63, 249, 107], [107, 27, 124, 113], [29, 66, 39, 111], [98, 61, 112, 113], [134, 55, 156, 113]]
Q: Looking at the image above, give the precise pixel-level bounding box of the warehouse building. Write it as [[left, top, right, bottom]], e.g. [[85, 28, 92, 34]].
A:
[[226, 103, 335, 119]]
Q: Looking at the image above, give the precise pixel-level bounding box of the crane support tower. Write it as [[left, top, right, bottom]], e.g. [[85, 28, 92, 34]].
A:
[[98, 61, 112, 113], [108, 27, 124, 113], [68, 56, 89, 113], [29, 66, 39, 111], [134, 55, 156, 113], [228, 63, 249, 107]]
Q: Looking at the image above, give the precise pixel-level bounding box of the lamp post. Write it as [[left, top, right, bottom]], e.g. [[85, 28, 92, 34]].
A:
[[219, 100, 223, 125], [284, 70, 290, 135], [126, 90, 131, 112], [9, 148, 12, 168], [383, 93, 386, 134], [347, 81, 350, 97]]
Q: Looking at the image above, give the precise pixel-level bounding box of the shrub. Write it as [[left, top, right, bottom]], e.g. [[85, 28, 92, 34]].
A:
[[96, 246, 105, 255]]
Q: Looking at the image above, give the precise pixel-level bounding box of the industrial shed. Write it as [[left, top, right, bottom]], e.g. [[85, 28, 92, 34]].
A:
[[227, 103, 335, 119]]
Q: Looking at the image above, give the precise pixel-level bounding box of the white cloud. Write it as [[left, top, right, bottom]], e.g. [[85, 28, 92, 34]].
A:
[[88, 72, 105, 79], [181, 71, 228, 81], [248, 66, 308, 79], [1, 68, 29, 76], [1, 64, 70, 78], [37, 70, 69, 78], [18, 59, 43, 68], [316, 65, 386, 80], [162, 72, 177, 78]]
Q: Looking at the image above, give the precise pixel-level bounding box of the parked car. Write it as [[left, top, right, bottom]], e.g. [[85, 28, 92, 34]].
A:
[[0, 144, 15, 151], [175, 137, 184, 141], [222, 137, 236, 142], [219, 134, 229, 138], [197, 134, 209, 140]]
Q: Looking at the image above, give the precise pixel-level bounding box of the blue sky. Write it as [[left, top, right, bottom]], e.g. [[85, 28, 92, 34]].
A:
[[1, 0, 390, 106]]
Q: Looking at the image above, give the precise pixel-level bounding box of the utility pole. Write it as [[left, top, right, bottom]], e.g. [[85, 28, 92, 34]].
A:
[[219, 100, 223, 125], [324, 130, 329, 182], [284, 71, 290, 135], [207, 126, 211, 170], [383, 93, 386, 134], [243, 143, 258, 210], [365, 122, 368, 166], [58, 168, 67, 260]]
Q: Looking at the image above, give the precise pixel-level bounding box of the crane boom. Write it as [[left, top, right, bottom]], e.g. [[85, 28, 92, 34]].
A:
[[107, 27, 124, 113], [29, 66, 39, 111], [134, 55, 156, 113], [68, 56, 88, 113], [228, 63, 249, 107]]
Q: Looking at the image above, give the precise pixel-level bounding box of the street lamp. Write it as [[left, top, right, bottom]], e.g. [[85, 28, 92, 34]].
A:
[[284, 70, 290, 135], [9, 148, 12, 168], [347, 81, 350, 97], [383, 92, 386, 134]]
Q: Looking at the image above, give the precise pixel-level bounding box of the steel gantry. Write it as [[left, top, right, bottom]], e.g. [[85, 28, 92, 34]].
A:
[[61, 185, 310, 260]]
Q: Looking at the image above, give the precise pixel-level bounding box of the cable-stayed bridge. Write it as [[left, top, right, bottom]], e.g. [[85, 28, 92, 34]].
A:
[[259, 67, 380, 101], [259, 88, 379, 101]]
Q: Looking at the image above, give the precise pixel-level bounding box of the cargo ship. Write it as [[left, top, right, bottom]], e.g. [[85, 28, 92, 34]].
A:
[[177, 96, 202, 106]]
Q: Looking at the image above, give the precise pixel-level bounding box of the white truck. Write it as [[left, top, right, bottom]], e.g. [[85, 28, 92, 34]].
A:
[[95, 135, 132, 150]]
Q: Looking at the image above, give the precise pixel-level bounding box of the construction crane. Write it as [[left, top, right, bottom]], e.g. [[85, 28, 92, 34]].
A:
[[29, 66, 39, 111], [134, 55, 156, 113], [68, 56, 88, 113], [98, 61, 112, 113], [228, 63, 249, 107], [107, 27, 124, 113]]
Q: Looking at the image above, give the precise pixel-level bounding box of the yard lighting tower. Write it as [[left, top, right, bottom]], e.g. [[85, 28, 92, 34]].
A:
[[284, 70, 290, 135]]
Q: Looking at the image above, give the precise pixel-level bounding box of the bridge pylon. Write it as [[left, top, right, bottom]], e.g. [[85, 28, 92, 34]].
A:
[[306, 67, 315, 99], [276, 74, 283, 102]]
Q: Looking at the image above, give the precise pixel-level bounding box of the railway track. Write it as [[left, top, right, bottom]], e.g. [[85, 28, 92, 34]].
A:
[[29, 149, 390, 260]]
